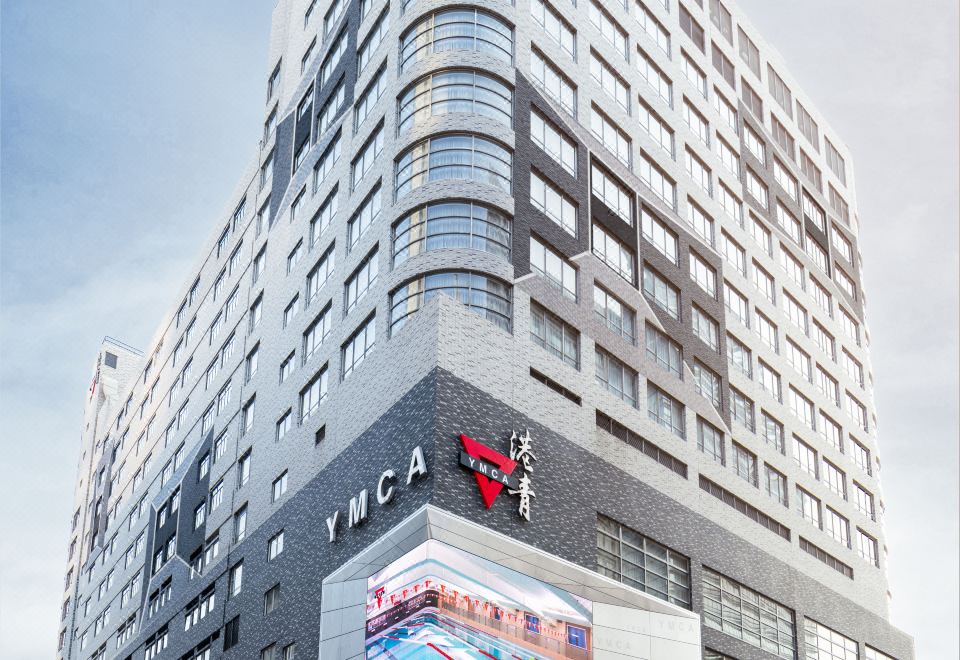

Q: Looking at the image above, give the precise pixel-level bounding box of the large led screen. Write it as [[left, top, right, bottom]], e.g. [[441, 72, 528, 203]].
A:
[[365, 540, 593, 659]]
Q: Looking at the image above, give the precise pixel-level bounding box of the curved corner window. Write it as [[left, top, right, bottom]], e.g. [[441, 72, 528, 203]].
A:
[[396, 134, 512, 197], [399, 9, 513, 72], [393, 201, 511, 265], [398, 70, 513, 134], [390, 271, 512, 334]]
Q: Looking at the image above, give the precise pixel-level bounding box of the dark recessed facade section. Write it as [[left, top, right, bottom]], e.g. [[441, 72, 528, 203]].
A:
[[512, 72, 590, 277], [269, 114, 294, 220], [176, 430, 214, 566]]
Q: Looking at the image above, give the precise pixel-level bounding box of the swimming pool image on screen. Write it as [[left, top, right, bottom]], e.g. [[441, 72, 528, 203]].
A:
[[365, 540, 593, 659]]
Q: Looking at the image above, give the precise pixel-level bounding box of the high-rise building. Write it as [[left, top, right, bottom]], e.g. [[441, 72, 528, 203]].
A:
[[57, 1, 914, 659]]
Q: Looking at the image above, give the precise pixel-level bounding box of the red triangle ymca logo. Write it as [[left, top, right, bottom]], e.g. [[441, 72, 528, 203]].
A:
[[458, 433, 518, 509]]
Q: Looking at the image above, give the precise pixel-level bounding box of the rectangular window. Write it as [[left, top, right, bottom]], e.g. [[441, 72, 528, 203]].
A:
[[691, 305, 719, 352], [300, 368, 328, 421], [596, 514, 691, 608], [317, 80, 346, 135], [824, 459, 847, 499], [636, 48, 672, 107], [857, 529, 879, 566], [800, 149, 823, 192], [595, 346, 638, 407], [832, 225, 854, 262], [703, 568, 796, 657], [709, 0, 733, 43], [790, 387, 816, 430], [820, 412, 843, 451], [645, 323, 682, 378], [641, 208, 678, 264], [746, 169, 768, 209], [774, 158, 798, 200], [720, 231, 747, 277], [267, 531, 285, 560], [530, 303, 579, 368], [793, 436, 819, 478], [826, 139, 847, 185], [741, 78, 763, 118], [683, 98, 710, 147], [697, 418, 724, 463], [854, 440, 872, 476], [590, 163, 633, 227], [304, 303, 332, 361], [342, 314, 376, 379], [729, 387, 755, 431], [637, 99, 674, 156], [344, 248, 379, 314], [711, 42, 735, 88], [347, 187, 382, 252], [855, 482, 875, 520], [589, 1, 628, 59], [765, 465, 788, 506], [531, 0, 576, 58], [530, 109, 577, 175], [589, 52, 630, 113], [233, 506, 248, 542], [530, 236, 578, 300], [678, 4, 705, 52], [635, 2, 671, 55], [594, 286, 636, 343], [784, 294, 809, 335], [718, 183, 743, 226], [592, 223, 636, 283], [689, 251, 717, 297], [713, 86, 738, 132], [321, 31, 347, 86], [639, 151, 676, 209], [724, 283, 750, 327], [771, 115, 796, 160], [727, 334, 752, 379], [590, 105, 631, 166], [755, 310, 778, 352], [356, 9, 389, 74], [530, 48, 576, 116], [826, 508, 850, 547], [355, 65, 386, 132], [802, 622, 857, 660], [737, 27, 760, 76], [817, 366, 840, 406], [276, 411, 292, 442], [306, 243, 336, 303], [797, 486, 822, 528], [314, 134, 341, 193], [716, 135, 739, 179], [352, 124, 384, 188], [686, 199, 715, 246], [732, 442, 758, 486], [532, 170, 578, 235], [758, 360, 782, 402], [647, 383, 685, 437], [642, 266, 680, 319], [283, 295, 300, 328], [692, 360, 721, 407], [797, 102, 820, 151], [685, 147, 712, 196]]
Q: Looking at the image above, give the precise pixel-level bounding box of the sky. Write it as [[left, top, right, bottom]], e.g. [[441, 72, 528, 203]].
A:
[[0, 1, 957, 658]]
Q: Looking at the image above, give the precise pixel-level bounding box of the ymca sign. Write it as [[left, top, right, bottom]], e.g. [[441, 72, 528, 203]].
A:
[[459, 430, 536, 521], [326, 445, 428, 543]]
